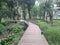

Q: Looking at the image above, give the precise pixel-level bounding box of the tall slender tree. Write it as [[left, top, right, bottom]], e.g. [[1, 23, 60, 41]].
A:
[[39, 0, 53, 23], [27, 0, 36, 19], [18, 0, 36, 19]]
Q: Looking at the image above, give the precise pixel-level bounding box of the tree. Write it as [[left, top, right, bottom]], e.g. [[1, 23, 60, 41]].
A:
[[27, 0, 36, 19], [31, 5, 39, 18], [6, 0, 15, 19], [39, 0, 53, 23], [18, 0, 36, 19], [18, 0, 27, 19], [45, 0, 53, 23], [5, 0, 18, 20], [0, 1, 7, 23], [39, 2, 46, 21]]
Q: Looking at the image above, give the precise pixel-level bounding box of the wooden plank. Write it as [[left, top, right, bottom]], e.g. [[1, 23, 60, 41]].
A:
[[18, 22, 49, 45]]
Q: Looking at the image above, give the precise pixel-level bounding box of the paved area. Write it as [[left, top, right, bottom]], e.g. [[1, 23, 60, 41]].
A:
[[18, 22, 49, 45]]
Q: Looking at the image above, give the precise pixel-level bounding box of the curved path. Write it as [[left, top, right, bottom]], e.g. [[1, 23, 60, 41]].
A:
[[18, 20, 49, 45]]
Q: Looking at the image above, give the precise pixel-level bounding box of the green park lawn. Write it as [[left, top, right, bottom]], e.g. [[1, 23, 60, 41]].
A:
[[36, 20, 60, 45]]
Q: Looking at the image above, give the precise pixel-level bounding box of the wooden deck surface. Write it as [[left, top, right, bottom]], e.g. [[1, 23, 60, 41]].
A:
[[18, 22, 49, 45]]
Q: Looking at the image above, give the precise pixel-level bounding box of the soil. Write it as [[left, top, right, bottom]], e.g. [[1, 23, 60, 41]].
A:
[[0, 31, 8, 39]]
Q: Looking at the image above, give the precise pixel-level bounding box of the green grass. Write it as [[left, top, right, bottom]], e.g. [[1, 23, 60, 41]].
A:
[[36, 20, 60, 45]]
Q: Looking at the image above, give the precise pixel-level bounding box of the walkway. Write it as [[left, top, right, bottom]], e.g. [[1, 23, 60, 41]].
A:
[[18, 21, 49, 45]]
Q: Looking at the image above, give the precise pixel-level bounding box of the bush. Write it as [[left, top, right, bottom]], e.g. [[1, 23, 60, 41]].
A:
[[0, 24, 4, 34], [7, 23, 24, 33], [13, 26, 21, 33], [7, 25, 19, 33], [0, 34, 15, 45]]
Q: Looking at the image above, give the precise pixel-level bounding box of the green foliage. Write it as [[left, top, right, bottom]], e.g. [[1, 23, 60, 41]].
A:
[[0, 34, 15, 45], [32, 5, 39, 16], [39, 0, 53, 22], [6, 0, 14, 8], [18, 0, 36, 19], [12, 26, 23, 33], [0, 0, 18, 20], [0, 24, 4, 34], [37, 20, 60, 45], [0, 22, 25, 45], [7, 22, 24, 33]]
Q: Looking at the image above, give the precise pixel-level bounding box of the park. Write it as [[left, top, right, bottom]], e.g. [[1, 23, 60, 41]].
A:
[[0, 0, 60, 45]]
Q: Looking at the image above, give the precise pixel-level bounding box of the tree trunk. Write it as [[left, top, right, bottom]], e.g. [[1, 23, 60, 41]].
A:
[[45, 12, 48, 22], [0, 18, 1, 23], [23, 10, 26, 20], [49, 14, 53, 24], [22, 4, 26, 20], [46, 16, 48, 22], [28, 10, 31, 19], [43, 11, 45, 21], [10, 8, 13, 19]]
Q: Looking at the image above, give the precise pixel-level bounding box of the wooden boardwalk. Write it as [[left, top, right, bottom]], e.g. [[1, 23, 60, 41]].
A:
[[18, 22, 49, 45]]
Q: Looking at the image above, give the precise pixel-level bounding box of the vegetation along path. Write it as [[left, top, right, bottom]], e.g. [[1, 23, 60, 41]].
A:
[[18, 20, 49, 45]]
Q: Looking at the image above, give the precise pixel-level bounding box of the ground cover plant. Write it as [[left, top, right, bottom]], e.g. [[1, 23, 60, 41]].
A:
[[36, 20, 60, 45], [0, 22, 25, 45]]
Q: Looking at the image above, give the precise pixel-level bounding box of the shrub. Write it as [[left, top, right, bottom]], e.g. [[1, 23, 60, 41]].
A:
[[7, 23, 24, 33], [0, 34, 15, 45], [7, 25, 13, 33], [7, 25, 20, 33], [12, 25, 24, 33]]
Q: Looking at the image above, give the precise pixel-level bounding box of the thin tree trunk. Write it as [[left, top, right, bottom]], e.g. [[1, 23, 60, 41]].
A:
[[50, 14, 53, 24], [28, 10, 31, 19], [22, 4, 26, 20], [0, 18, 1, 23], [43, 11, 45, 21], [10, 8, 13, 19], [45, 12, 48, 22], [23, 10, 26, 20]]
